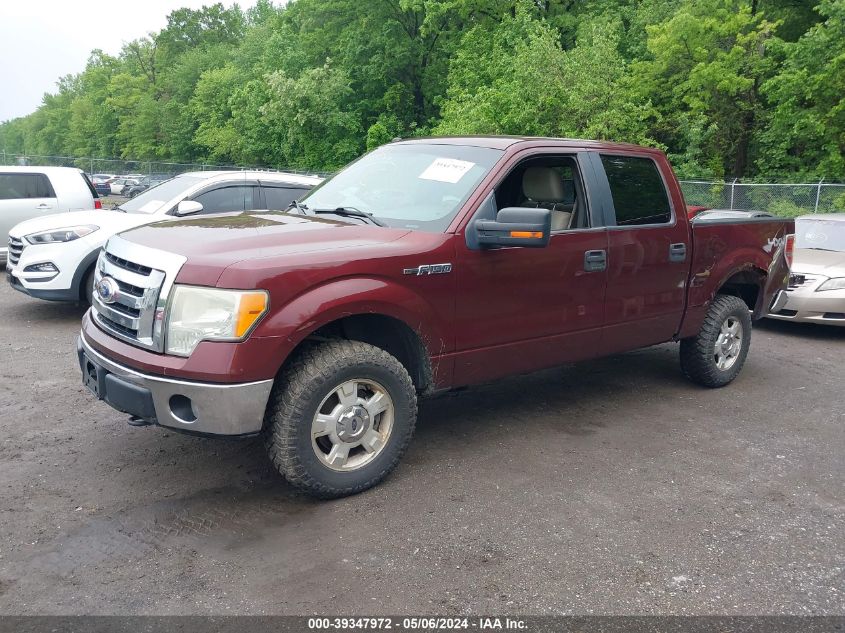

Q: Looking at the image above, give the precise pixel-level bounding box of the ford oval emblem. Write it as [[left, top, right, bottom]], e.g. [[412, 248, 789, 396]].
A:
[[96, 276, 120, 304]]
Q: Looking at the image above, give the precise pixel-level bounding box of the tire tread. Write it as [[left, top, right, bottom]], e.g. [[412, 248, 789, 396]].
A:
[[680, 294, 752, 388], [264, 340, 417, 498]]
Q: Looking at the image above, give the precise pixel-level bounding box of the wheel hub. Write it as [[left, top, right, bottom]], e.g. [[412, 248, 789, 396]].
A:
[[714, 316, 743, 371], [336, 405, 371, 442]]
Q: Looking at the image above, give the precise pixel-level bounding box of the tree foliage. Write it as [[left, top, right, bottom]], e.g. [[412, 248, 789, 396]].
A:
[[0, 0, 842, 180]]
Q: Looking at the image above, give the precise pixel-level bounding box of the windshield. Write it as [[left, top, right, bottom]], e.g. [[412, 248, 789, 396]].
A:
[[300, 143, 503, 231], [795, 217, 845, 252], [118, 175, 203, 214]]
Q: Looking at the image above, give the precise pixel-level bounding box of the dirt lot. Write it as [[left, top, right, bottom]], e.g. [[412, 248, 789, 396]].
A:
[[0, 276, 842, 615]]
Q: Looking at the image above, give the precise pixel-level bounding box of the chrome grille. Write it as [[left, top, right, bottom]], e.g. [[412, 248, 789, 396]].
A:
[[105, 251, 153, 276], [8, 237, 24, 266], [91, 236, 186, 353]]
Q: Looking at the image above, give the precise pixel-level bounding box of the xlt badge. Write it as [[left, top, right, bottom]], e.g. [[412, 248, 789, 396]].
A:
[[403, 263, 452, 276]]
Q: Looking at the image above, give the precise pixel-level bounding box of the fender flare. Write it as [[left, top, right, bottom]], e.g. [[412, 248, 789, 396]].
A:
[[255, 276, 451, 372]]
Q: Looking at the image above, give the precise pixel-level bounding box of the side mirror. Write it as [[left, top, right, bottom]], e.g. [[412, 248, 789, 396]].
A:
[[475, 207, 551, 248], [175, 200, 203, 216]]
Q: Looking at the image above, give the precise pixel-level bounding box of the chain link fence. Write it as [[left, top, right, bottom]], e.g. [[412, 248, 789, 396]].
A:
[[3, 152, 844, 217], [679, 180, 845, 217], [0, 152, 329, 179]]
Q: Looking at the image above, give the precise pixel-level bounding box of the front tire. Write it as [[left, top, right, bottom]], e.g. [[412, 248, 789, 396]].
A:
[[264, 340, 417, 498], [82, 267, 96, 305], [680, 294, 752, 388]]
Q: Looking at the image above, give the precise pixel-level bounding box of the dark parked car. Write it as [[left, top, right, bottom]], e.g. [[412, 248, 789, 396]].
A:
[[126, 176, 169, 198], [93, 181, 112, 197]]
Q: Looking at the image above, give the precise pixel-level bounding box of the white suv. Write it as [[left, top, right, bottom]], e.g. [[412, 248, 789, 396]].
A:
[[7, 170, 322, 303], [1, 166, 101, 265]]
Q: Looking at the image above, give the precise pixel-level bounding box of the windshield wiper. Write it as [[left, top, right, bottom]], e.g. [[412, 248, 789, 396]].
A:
[[286, 200, 309, 215], [112, 205, 127, 213], [311, 206, 387, 227]]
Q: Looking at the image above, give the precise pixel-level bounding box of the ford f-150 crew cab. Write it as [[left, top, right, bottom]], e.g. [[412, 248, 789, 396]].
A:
[[77, 137, 794, 498]]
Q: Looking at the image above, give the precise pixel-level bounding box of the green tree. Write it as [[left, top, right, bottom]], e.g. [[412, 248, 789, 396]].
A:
[[634, 0, 779, 178], [758, 0, 845, 179], [262, 62, 363, 169], [436, 5, 656, 144], [0, 0, 834, 179]]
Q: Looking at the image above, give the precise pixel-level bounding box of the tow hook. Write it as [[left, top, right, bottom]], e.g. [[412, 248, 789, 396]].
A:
[[127, 416, 153, 427]]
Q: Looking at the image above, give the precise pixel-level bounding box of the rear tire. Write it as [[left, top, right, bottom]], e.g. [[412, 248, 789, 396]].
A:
[[264, 340, 417, 498], [680, 294, 752, 388]]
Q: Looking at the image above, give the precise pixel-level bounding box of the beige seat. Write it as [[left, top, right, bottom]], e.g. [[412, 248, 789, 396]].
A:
[[521, 167, 572, 231]]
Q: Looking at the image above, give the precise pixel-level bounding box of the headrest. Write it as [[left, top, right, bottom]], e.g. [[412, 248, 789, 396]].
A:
[[522, 167, 565, 203]]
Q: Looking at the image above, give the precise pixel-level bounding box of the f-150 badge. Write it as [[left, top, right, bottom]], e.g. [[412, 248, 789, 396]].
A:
[[403, 263, 452, 276]]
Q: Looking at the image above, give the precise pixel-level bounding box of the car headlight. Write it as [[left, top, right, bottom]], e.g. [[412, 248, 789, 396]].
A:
[[816, 277, 845, 292], [25, 225, 99, 244], [165, 285, 269, 356]]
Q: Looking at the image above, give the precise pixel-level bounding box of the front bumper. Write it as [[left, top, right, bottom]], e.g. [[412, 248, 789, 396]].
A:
[[77, 332, 274, 436], [6, 236, 100, 302], [8, 267, 81, 301], [767, 286, 845, 327]]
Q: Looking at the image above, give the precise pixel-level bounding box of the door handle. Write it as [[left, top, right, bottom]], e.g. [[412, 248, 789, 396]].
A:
[[669, 243, 687, 262], [36, 204, 52, 209], [584, 249, 607, 272]]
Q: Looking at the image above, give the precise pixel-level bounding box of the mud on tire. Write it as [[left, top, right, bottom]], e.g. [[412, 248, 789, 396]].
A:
[[264, 339, 417, 498], [680, 294, 753, 388]]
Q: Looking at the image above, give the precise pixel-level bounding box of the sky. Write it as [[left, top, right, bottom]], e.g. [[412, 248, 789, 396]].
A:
[[0, 0, 258, 122]]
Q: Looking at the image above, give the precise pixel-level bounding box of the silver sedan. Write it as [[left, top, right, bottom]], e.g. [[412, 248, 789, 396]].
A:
[[768, 214, 845, 327]]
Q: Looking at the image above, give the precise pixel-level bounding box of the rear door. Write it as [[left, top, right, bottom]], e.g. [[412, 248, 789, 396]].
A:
[[595, 152, 690, 354], [0, 172, 58, 238]]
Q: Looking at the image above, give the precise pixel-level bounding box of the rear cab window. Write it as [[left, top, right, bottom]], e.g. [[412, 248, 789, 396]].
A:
[[0, 173, 56, 200], [601, 155, 672, 226]]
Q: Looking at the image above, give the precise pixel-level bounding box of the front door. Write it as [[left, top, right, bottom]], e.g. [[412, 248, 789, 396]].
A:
[[452, 153, 608, 386]]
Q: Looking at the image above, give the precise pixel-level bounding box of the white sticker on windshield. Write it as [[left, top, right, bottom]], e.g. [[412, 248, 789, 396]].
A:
[[139, 200, 164, 213], [419, 158, 475, 184]]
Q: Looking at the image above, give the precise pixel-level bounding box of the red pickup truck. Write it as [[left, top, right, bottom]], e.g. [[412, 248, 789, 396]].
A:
[[77, 137, 793, 497]]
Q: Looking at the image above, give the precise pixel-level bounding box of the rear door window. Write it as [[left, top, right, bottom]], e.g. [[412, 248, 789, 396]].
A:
[[0, 173, 56, 200], [600, 155, 671, 226], [81, 173, 99, 199], [262, 185, 310, 210]]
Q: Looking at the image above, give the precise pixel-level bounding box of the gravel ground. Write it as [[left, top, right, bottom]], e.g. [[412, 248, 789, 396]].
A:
[[0, 276, 842, 615]]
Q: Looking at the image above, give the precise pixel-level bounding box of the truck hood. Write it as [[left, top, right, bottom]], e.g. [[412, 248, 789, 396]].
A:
[[792, 248, 845, 277], [117, 211, 413, 284], [9, 209, 157, 239]]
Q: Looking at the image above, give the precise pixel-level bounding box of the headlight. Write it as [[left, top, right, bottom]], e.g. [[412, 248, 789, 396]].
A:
[[25, 225, 99, 244], [816, 277, 845, 292], [165, 285, 269, 356]]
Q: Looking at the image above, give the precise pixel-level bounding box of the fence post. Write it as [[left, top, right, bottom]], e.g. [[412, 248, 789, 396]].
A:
[[729, 178, 738, 210], [814, 179, 824, 213]]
